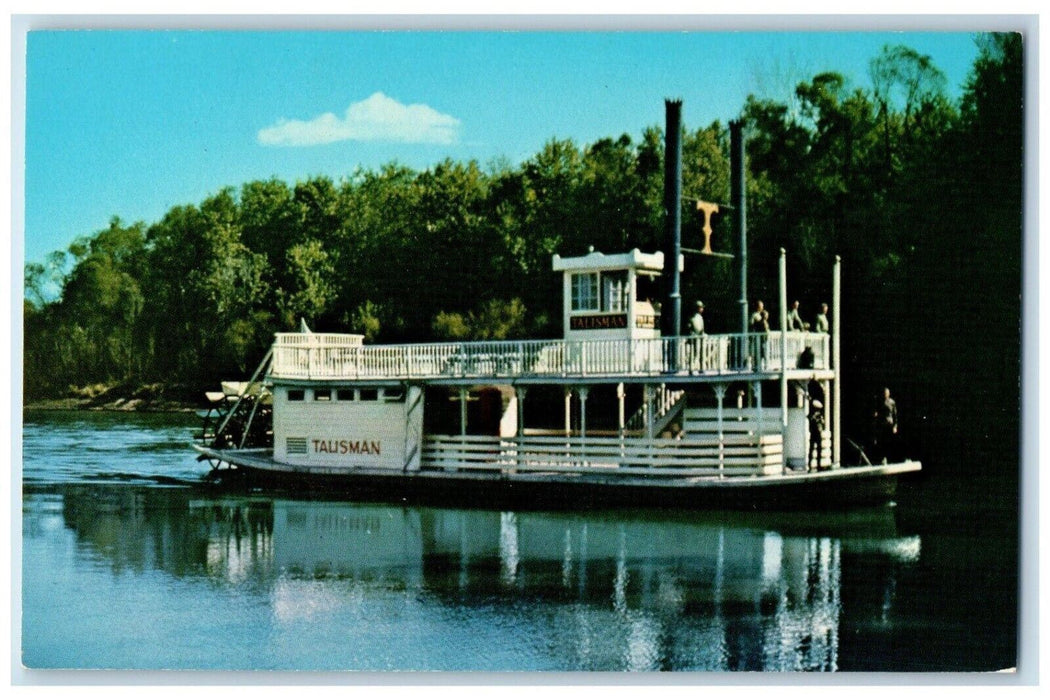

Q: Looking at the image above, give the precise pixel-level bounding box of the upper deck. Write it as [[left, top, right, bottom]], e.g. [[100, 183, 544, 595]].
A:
[[268, 331, 831, 384]]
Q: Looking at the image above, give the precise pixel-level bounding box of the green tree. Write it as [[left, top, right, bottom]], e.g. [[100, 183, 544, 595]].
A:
[[276, 239, 336, 329]]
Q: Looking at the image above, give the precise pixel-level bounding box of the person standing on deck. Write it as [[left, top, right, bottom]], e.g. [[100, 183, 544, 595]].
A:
[[808, 379, 826, 470], [690, 300, 705, 336], [787, 300, 807, 331], [749, 300, 769, 369], [814, 303, 829, 333], [873, 387, 898, 463], [689, 300, 705, 372], [750, 300, 768, 333]]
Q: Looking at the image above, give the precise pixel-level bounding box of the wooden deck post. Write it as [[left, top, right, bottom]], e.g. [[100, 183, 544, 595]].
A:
[[755, 380, 764, 468], [714, 383, 728, 476], [779, 248, 789, 474], [515, 386, 527, 437], [644, 384, 655, 442], [822, 379, 831, 469], [833, 255, 842, 466], [564, 387, 572, 437], [578, 386, 590, 462], [459, 387, 468, 436], [617, 382, 626, 439]]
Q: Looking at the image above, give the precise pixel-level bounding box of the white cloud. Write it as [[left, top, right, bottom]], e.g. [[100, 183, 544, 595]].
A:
[[258, 92, 461, 147]]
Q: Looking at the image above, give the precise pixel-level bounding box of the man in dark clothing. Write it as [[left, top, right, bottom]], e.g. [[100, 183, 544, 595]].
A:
[[873, 387, 898, 463], [808, 379, 825, 470]]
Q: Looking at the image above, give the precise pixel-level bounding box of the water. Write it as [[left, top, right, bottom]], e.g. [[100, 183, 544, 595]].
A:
[[19, 410, 1019, 673]]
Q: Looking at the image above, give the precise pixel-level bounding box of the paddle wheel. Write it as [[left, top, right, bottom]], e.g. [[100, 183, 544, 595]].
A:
[[197, 349, 275, 472], [197, 381, 274, 473]]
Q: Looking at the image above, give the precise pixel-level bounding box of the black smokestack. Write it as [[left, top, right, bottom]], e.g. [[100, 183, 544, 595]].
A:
[[662, 99, 682, 339], [731, 119, 748, 334]]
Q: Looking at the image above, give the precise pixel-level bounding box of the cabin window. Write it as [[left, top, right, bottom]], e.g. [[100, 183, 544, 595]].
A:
[[314, 389, 332, 401], [571, 272, 600, 311], [288, 389, 305, 401], [383, 388, 405, 402], [359, 388, 379, 401], [337, 389, 356, 401], [602, 271, 629, 312]]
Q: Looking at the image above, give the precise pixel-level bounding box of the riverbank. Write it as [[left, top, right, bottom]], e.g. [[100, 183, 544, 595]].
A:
[[24, 382, 204, 412]]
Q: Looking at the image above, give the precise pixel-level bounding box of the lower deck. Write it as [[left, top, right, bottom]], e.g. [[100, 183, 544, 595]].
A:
[[261, 379, 835, 476]]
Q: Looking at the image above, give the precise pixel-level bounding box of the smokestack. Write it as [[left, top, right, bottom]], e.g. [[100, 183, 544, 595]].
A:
[[731, 120, 748, 334], [662, 99, 683, 340]]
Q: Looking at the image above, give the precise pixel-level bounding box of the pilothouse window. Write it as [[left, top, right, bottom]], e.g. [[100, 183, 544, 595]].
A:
[[572, 271, 629, 312], [571, 273, 600, 311], [636, 273, 657, 304], [602, 271, 628, 312]]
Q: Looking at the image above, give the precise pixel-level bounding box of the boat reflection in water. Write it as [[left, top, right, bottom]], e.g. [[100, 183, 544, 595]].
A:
[[166, 496, 918, 671]]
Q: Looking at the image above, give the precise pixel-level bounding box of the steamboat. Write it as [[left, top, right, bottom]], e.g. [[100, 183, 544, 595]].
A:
[[193, 102, 920, 508]]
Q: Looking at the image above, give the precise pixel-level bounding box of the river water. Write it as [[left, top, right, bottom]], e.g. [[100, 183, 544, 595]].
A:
[[19, 410, 1020, 674]]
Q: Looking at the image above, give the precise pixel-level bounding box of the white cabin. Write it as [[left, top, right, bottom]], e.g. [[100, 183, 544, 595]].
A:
[[552, 248, 672, 341], [271, 384, 424, 471]]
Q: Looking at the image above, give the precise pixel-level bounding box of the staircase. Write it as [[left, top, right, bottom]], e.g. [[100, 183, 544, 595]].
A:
[[625, 384, 687, 435]]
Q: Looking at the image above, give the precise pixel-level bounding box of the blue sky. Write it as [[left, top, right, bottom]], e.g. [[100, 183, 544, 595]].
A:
[[22, 29, 984, 265]]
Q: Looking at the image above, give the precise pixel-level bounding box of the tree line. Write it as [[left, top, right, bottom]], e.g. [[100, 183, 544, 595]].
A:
[[25, 36, 1022, 475]]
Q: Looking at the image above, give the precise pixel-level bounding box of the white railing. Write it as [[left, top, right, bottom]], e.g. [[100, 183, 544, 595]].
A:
[[420, 433, 784, 478], [274, 332, 364, 347], [269, 332, 830, 381]]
